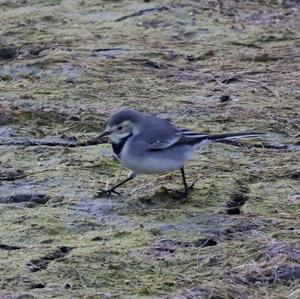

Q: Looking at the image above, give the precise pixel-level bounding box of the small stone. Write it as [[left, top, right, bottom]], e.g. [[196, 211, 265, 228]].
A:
[[219, 95, 232, 102], [0, 46, 17, 60]]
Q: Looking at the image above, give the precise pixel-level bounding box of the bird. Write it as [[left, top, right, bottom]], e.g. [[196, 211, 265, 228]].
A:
[[98, 108, 264, 199]]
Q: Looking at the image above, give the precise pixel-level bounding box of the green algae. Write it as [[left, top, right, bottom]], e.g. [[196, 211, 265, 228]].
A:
[[0, 0, 300, 298]]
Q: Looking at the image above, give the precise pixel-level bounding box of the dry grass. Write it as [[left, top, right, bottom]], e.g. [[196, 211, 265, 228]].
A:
[[0, 0, 299, 298]]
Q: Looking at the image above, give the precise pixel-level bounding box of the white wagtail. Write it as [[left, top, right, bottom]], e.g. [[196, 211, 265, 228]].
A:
[[98, 108, 264, 198]]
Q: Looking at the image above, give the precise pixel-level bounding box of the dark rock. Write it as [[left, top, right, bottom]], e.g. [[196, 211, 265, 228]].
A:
[[0, 46, 17, 60], [30, 283, 45, 289], [219, 95, 232, 102]]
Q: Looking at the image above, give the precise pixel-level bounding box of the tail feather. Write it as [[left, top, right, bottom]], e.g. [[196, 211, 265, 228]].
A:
[[177, 131, 265, 146], [207, 132, 265, 141]]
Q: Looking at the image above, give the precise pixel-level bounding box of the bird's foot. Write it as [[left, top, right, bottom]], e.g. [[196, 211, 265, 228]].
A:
[[97, 188, 121, 197], [175, 181, 196, 201], [174, 189, 190, 201]]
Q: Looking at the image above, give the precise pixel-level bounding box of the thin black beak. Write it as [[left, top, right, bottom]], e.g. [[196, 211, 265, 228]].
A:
[[99, 130, 111, 138]]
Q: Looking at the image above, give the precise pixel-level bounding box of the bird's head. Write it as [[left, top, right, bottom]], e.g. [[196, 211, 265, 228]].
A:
[[99, 109, 142, 143]]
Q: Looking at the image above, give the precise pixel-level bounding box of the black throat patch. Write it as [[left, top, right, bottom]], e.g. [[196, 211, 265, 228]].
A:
[[112, 133, 132, 158]]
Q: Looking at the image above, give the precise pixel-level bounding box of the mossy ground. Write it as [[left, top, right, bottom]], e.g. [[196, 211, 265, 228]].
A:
[[0, 0, 299, 298]]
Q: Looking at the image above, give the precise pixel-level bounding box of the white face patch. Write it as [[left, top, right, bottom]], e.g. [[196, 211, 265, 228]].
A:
[[108, 120, 133, 143], [110, 131, 131, 143]]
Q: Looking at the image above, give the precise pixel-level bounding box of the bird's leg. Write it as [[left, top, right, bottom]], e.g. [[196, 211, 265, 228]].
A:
[[176, 167, 195, 199], [98, 172, 135, 197]]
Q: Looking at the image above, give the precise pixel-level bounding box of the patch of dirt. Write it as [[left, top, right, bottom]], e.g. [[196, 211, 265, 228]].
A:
[[226, 184, 250, 215], [0, 168, 26, 181], [27, 246, 73, 272], [0, 193, 50, 204], [0, 243, 24, 250], [131, 237, 217, 261], [213, 220, 270, 241]]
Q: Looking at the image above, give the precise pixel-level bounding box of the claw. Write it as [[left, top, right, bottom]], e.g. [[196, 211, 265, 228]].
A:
[[174, 189, 188, 200], [175, 183, 195, 201], [96, 175, 133, 198], [97, 188, 121, 197]]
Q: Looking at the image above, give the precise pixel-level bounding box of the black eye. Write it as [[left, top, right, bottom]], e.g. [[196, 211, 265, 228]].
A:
[[117, 126, 123, 131]]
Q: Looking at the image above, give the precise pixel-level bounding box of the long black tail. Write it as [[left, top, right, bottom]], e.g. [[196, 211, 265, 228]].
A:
[[207, 132, 265, 141], [177, 131, 265, 146]]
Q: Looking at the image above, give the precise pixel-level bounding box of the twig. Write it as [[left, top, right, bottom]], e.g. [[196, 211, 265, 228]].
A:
[[92, 48, 129, 52], [115, 6, 169, 22], [0, 136, 107, 148]]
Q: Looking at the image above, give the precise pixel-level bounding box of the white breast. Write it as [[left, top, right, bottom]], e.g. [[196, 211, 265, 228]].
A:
[[120, 141, 194, 175]]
